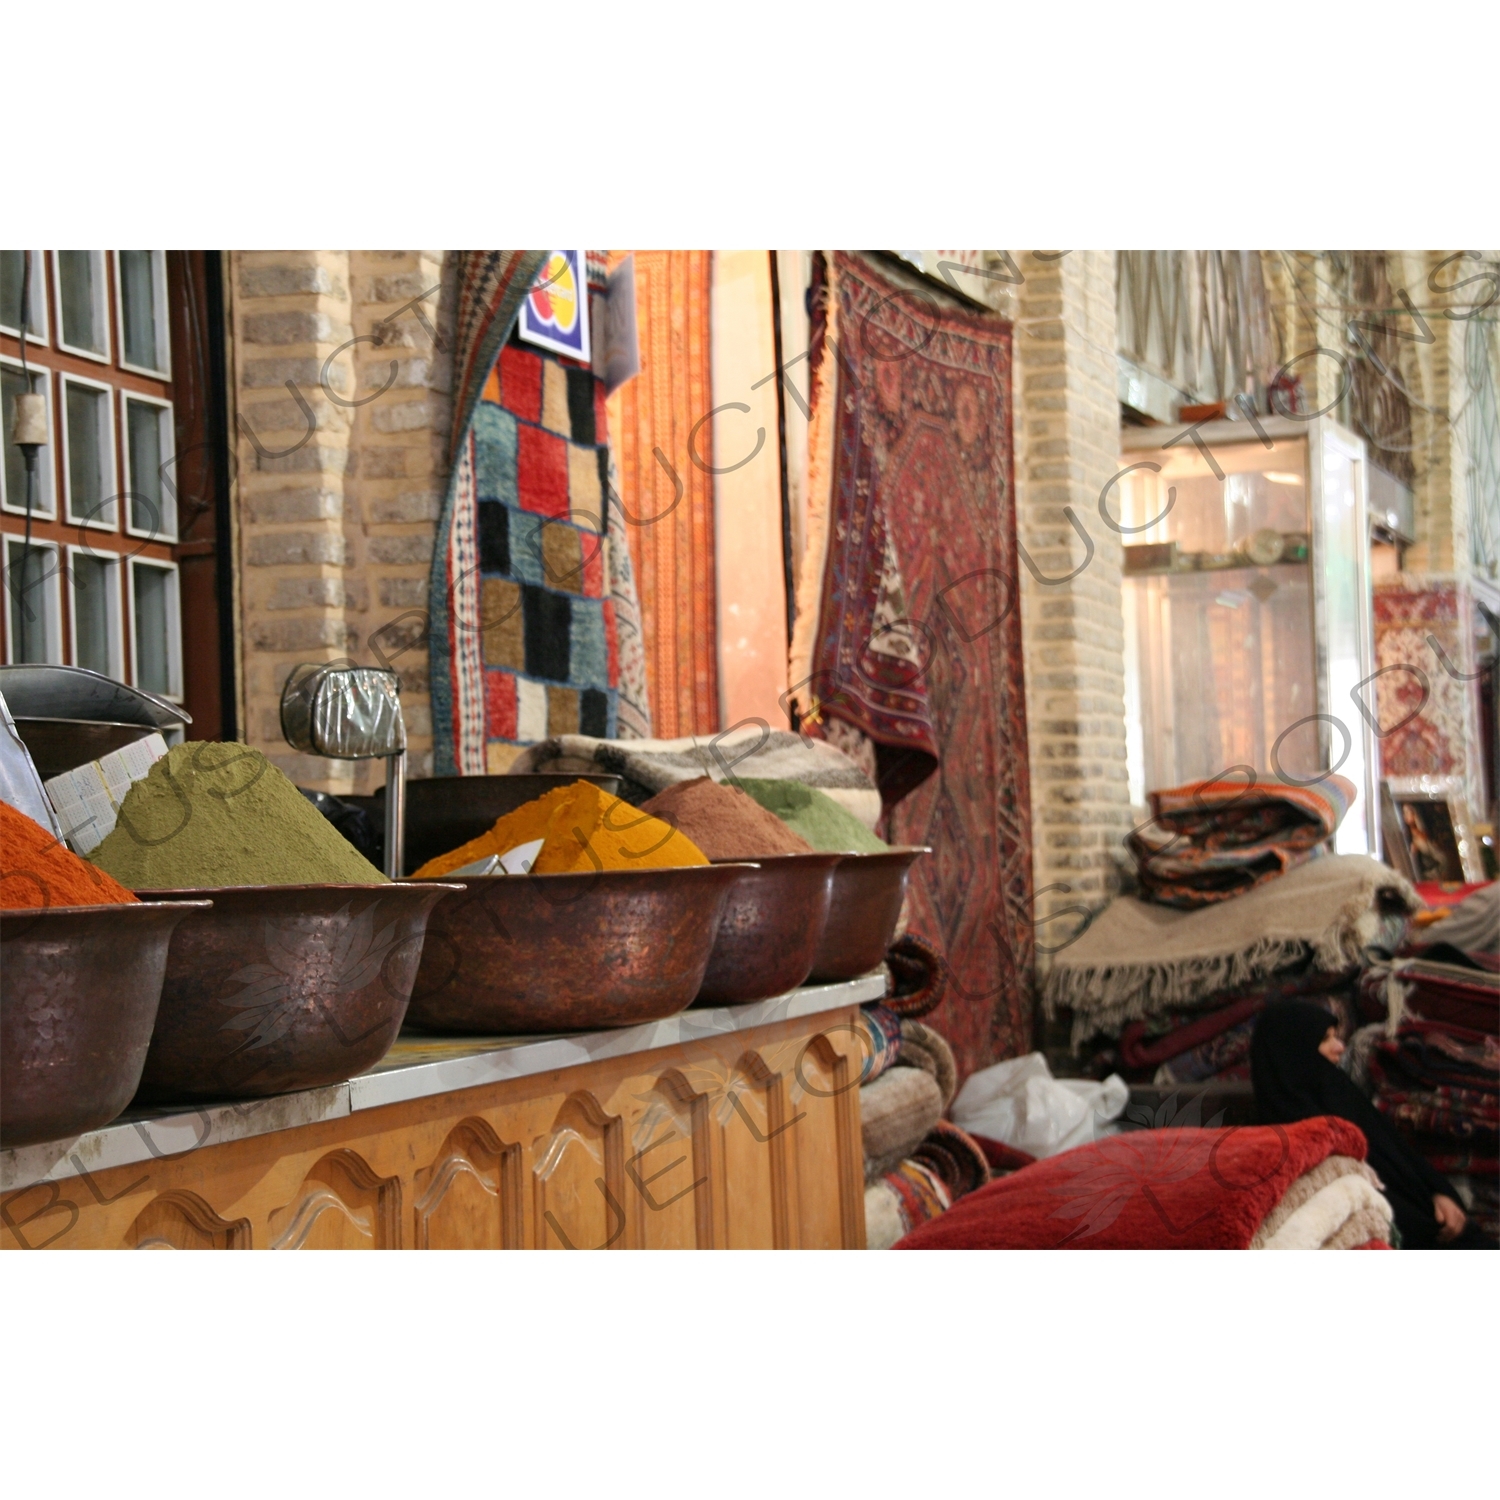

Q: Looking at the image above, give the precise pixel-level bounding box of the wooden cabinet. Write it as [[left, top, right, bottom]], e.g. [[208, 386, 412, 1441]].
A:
[[1, 1004, 866, 1251]]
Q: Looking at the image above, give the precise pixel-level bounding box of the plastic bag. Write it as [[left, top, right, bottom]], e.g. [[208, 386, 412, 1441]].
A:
[[950, 1052, 1129, 1159], [0, 688, 62, 839]]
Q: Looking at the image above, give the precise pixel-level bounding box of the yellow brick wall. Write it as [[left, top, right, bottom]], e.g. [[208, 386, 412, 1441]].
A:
[[228, 251, 450, 791]]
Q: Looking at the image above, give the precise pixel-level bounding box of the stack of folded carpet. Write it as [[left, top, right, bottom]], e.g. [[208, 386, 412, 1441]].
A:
[[1049, 854, 1420, 1088], [1365, 886, 1500, 1242], [1127, 775, 1357, 908], [893, 1116, 1394, 1250], [858, 936, 992, 1249]]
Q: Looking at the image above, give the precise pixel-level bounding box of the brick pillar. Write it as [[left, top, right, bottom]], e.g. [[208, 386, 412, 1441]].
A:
[[345, 251, 449, 785], [231, 251, 357, 791], [1011, 251, 1131, 971]]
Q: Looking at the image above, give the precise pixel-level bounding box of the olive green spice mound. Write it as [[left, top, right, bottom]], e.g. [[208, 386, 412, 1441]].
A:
[[733, 778, 890, 853], [89, 742, 389, 888]]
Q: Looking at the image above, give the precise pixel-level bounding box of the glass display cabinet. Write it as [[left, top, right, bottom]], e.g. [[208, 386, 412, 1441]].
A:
[[1117, 415, 1377, 853]]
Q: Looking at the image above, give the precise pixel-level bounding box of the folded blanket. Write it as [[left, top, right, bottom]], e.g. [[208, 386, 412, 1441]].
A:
[[1046, 855, 1419, 1045], [893, 1116, 1371, 1249], [1120, 993, 1266, 1070], [509, 727, 881, 825], [1373, 1086, 1500, 1139], [1258, 1174, 1393, 1249], [1129, 775, 1356, 908], [1248, 1154, 1389, 1248], [860, 1066, 945, 1177], [1153, 1019, 1257, 1086], [897, 1019, 957, 1107], [1401, 960, 1500, 1035]]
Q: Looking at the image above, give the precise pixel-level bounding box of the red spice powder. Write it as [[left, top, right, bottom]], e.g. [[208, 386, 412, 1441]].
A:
[[0, 801, 139, 909]]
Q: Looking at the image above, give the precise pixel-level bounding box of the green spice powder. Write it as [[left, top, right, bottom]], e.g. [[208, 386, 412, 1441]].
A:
[[733, 778, 890, 853], [90, 742, 388, 889]]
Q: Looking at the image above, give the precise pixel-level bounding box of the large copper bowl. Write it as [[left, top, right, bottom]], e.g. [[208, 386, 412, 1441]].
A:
[[133, 883, 460, 1102], [1, 901, 210, 1146], [694, 853, 843, 1006], [809, 848, 929, 982], [407, 864, 749, 1033]]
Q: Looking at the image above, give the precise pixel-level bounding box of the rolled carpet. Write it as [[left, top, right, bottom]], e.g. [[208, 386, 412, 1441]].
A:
[[896, 1019, 957, 1107], [865, 1160, 951, 1251], [893, 1116, 1374, 1250], [860, 1065, 945, 1178]]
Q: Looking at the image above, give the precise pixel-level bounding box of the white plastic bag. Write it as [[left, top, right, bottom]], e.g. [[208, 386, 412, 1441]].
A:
[[950, 1052, 1129, 1159]]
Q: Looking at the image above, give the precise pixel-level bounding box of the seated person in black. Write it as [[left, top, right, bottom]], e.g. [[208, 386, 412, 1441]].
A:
[[1251, 1001, 1490, 1249]]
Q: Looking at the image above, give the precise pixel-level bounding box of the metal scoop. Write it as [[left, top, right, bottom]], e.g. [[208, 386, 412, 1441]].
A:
[[280, 662, 406, 879]]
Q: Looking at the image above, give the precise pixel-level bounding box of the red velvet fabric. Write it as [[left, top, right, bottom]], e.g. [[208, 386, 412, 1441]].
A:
[[894, 1117, 1371, 1250]]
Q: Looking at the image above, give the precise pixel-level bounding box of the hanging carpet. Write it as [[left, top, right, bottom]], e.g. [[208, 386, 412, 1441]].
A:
[[792, 251, 1033, 1077], [430, 252, 651, 774]]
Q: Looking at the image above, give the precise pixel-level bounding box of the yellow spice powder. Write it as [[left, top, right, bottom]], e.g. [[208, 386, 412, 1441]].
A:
[[413, 780, 708, 877]]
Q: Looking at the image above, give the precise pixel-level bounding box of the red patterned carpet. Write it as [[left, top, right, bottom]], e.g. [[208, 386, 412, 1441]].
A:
[[805, 252, 1033, 1076]]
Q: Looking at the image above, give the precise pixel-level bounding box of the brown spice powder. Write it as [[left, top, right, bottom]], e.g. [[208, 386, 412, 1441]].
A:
[[641, 777, 814, 861]]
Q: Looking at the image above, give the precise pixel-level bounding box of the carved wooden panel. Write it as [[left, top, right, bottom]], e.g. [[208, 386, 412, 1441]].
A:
[[627, 1069, 713, 1249], [413, 1119, 521, 1250], [130, 1192, 251, 1250], [268, 1150, 401, 1250], [532, 1093, 626, 1250], [789, 1034, 862, 1249], [718, 1052, 799, 1249], [2, 1006, 867, 1251]]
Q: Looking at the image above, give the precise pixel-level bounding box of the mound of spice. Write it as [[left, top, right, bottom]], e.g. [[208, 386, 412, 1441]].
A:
[[1, 800, 139, 909], [641, 776, 814, 861], [88, 742, 388, 889], [413, 779, 708, 878], [734, 778, 890, 853]]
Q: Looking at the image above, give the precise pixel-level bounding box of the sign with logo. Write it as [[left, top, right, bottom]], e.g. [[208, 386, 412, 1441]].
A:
[[518, 250, 591, 362]]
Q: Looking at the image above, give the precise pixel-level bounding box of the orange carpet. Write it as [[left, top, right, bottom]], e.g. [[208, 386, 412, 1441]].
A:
[[607, 251, 720, 738]]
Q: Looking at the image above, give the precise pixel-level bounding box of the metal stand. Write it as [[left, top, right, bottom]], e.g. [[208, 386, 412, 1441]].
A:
[[384, 749, 406, 879]]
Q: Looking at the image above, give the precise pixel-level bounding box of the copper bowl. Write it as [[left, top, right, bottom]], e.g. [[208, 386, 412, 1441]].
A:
[[694, 853, 843, 1006], [808, 848, 929, 982], [132, 883, 461, 1102], [408, 864, 750, 1033], [1, 901, 210, 1146]]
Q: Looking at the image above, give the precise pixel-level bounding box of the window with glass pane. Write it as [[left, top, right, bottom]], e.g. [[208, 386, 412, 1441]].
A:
[[1119, 436, 1318, 803], [57, 251, 106, 355], [64, 381, 114, 526], [71, 553, 118, 675], [125, 397, 175, 537], [132, 561, 179, 697], [0, 251, 46, 336], [119, 251, 166, 373], [5, 538, 61, 664], [2, 365, 54, 515]]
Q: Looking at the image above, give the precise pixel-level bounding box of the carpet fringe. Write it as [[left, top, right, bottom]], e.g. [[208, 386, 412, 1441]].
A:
[[1045, 873, 1397, 1047]]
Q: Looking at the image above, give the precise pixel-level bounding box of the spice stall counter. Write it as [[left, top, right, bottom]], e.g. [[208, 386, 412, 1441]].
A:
[[1, 976, 881, 1250]]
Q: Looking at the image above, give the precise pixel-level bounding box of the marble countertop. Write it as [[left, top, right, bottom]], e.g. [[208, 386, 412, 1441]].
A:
[[1, 974, 885, 1192]]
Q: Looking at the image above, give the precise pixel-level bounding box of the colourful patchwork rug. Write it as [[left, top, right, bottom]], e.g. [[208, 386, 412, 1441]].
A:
[[792, 251, 1033, 1078], [431, 253, 651, 773]]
